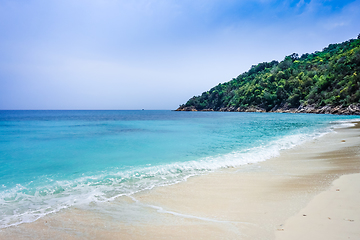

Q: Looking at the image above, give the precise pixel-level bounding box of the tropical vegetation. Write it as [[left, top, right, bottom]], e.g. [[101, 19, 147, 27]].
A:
[[179, 35, 360, 111]]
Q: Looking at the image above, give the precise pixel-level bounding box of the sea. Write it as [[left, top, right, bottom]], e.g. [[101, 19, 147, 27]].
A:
[[0, 110, 359, 229]]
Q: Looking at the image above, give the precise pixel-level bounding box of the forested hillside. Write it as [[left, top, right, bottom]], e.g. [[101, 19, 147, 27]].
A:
[[177, 36, 360, 114]]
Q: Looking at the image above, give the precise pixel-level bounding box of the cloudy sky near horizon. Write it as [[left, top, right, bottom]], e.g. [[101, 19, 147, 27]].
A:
[[1, 0, 360, 110]]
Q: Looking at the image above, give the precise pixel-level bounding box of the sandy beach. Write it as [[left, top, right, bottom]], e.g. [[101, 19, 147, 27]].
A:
[[1, 121, 360, 239]]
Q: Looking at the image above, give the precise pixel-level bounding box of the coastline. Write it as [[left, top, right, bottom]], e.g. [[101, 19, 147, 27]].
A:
[[176, 103, 360, 115], [1, 121, 360, 239]]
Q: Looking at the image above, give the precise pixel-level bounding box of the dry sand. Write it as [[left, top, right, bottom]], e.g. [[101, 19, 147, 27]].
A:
[[275, 173, 360, 240], [1, 122, 360, 239]]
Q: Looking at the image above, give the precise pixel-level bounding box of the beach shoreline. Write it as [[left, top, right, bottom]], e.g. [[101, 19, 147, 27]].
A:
[[1, 121, 360, 239]]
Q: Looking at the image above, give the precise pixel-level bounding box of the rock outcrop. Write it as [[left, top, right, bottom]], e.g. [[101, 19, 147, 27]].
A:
[[175, 104, 360, 115]]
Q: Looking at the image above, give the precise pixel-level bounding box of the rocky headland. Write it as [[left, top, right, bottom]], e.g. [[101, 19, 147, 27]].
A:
[[176, 103, 360, 115]]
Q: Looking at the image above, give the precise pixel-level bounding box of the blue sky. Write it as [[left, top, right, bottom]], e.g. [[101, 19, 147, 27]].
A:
[[1, 0, 359, 110]]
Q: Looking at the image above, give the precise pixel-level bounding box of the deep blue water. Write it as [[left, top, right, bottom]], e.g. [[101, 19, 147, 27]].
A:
[[0, 110, 358, 228]]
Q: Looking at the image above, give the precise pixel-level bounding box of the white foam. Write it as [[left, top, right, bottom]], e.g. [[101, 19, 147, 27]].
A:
[[0, 121, 341, 229], [330, 119, 360, 129]]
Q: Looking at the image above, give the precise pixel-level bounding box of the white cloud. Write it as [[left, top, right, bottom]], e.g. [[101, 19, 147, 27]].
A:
[[1, 0, 360, 109]]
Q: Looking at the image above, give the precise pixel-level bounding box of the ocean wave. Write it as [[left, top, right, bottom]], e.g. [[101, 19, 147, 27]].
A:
[[329, 118, 360, 129], [0, 121, 337, 229]]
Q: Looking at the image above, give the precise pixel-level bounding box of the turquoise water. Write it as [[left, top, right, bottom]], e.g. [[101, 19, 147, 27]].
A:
[[0, 110, 359, 228]]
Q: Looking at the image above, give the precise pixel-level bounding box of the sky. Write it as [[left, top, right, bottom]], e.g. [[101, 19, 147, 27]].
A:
[[0, 0, 360, 110]]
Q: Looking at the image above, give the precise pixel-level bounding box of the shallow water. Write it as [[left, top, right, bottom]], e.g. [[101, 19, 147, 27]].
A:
[[0, 110, 358, 228]]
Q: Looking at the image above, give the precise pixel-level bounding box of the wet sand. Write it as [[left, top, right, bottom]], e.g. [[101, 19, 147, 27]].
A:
[[1, 122, 360, 239]]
